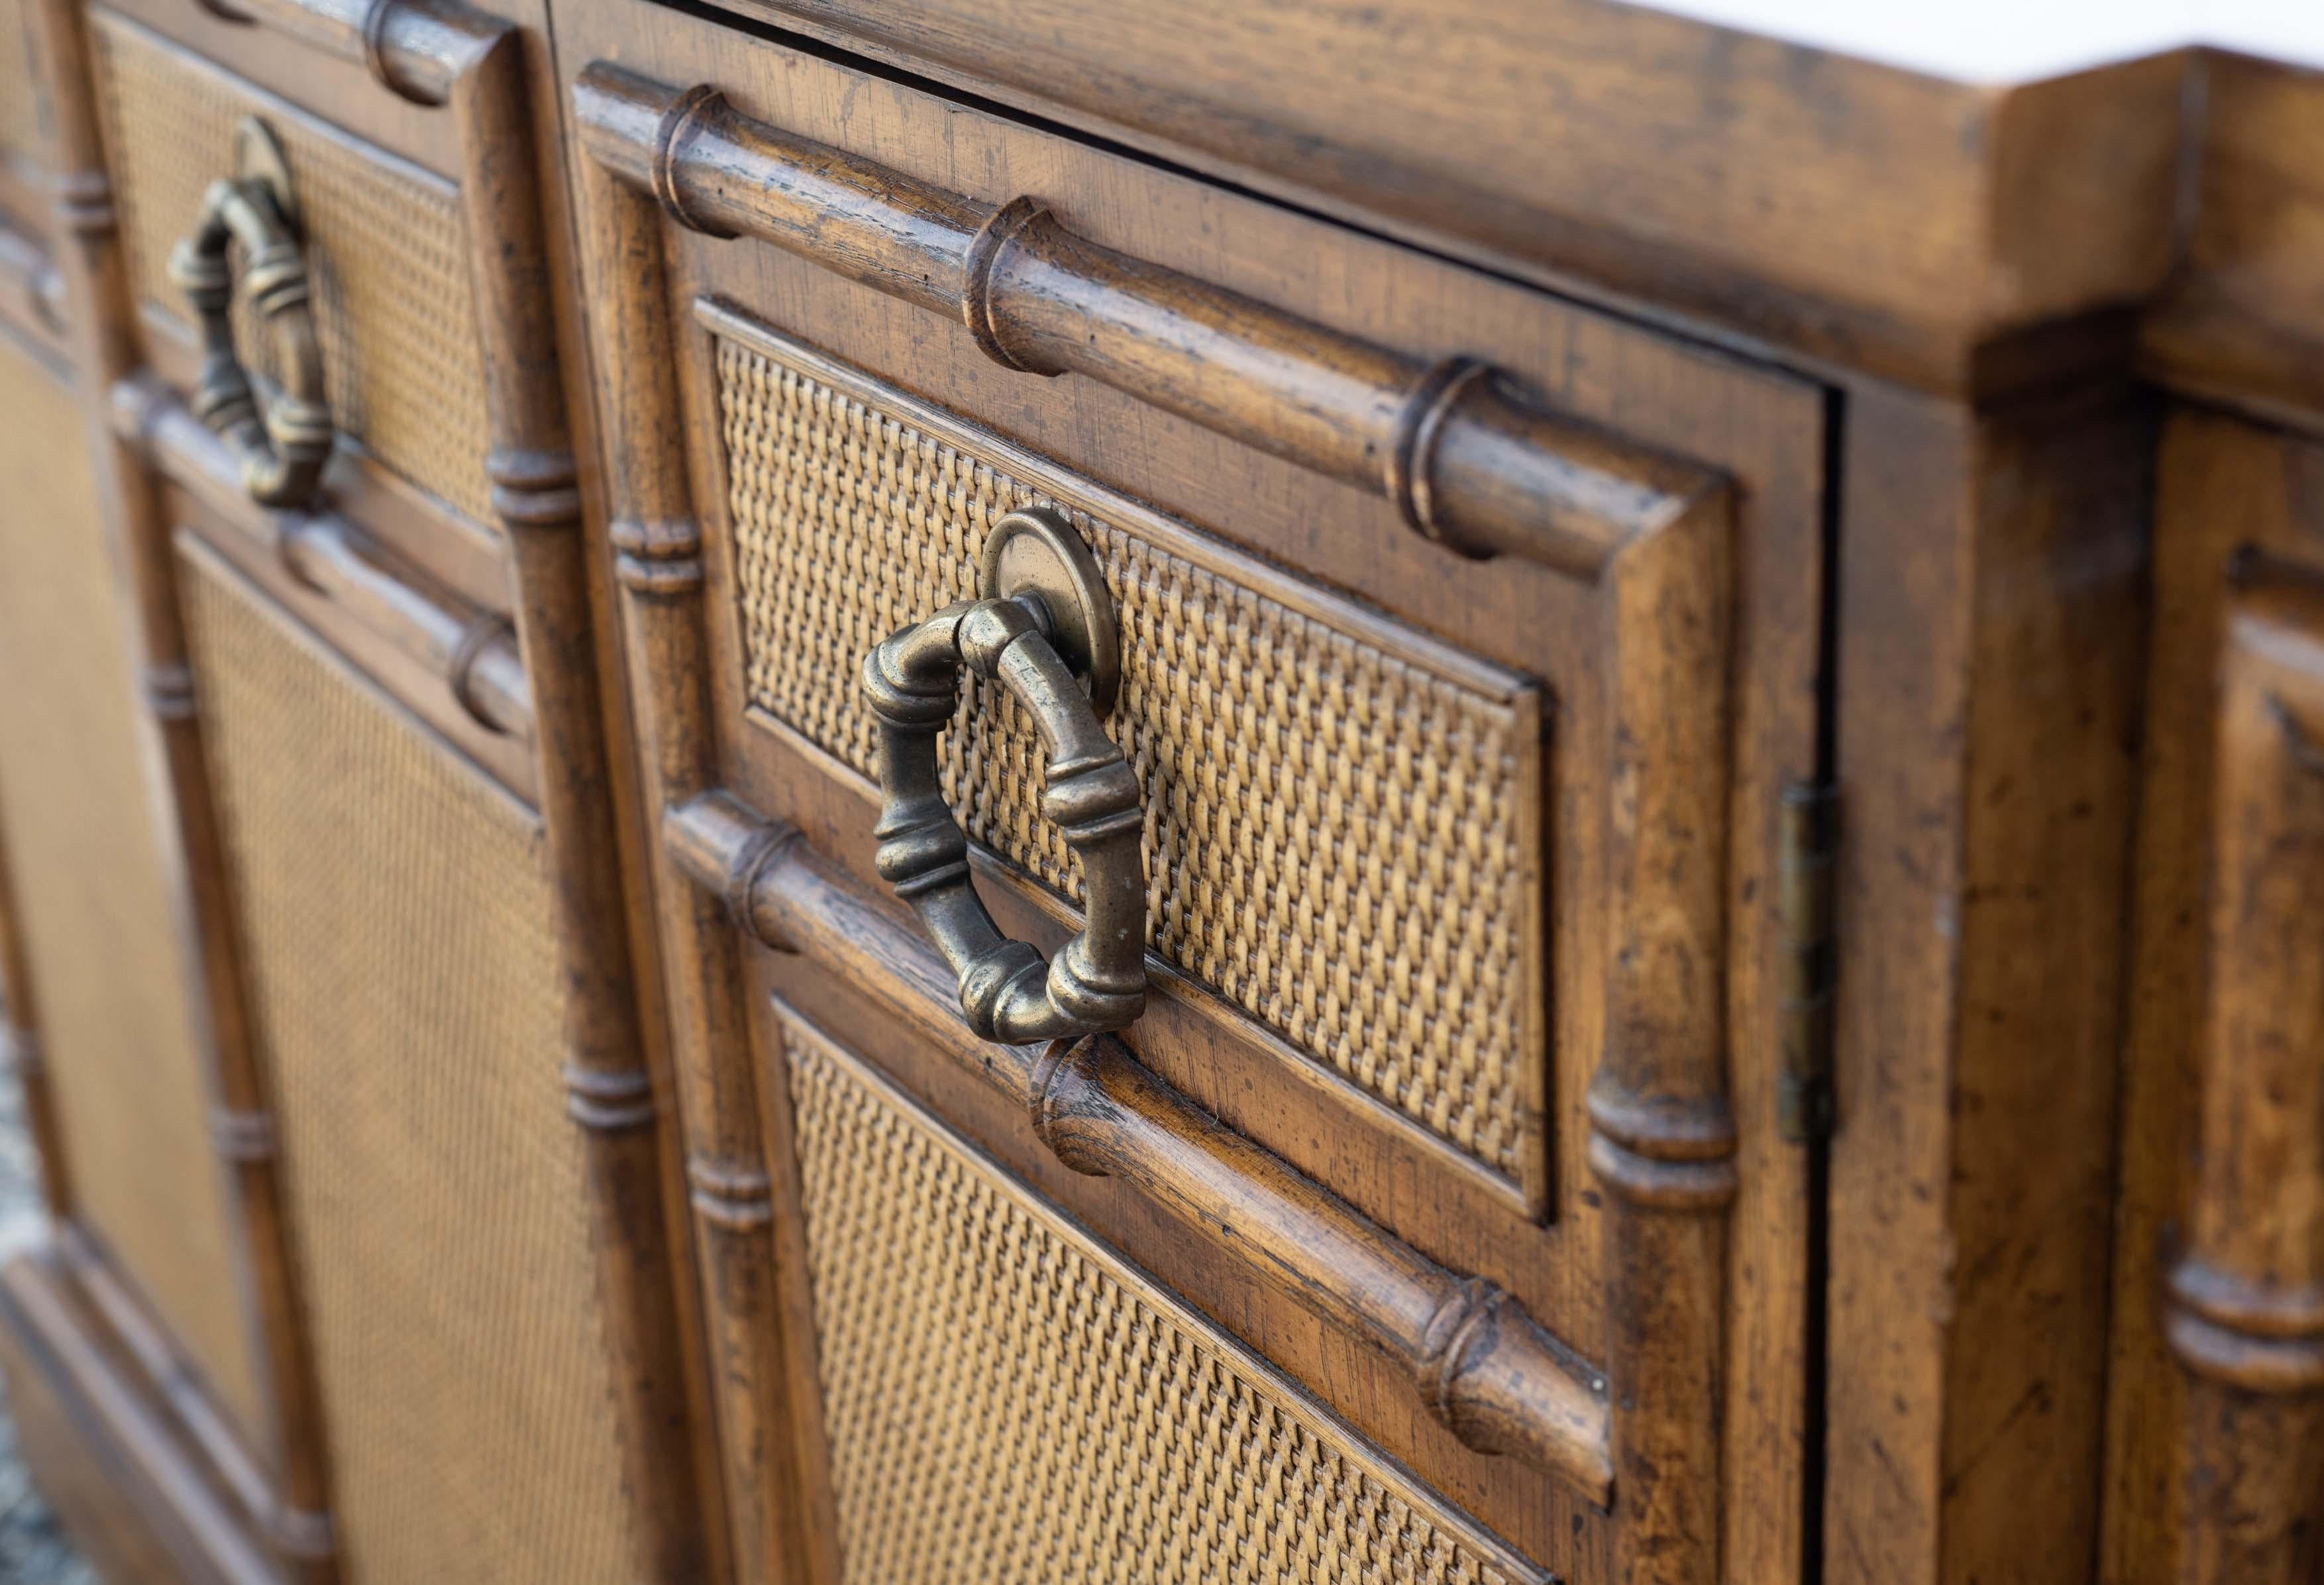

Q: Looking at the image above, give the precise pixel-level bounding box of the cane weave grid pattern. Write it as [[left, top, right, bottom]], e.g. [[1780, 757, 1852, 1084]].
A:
[[94, 18, 495, 523], [720, 336, 1538, 1181], [0, 345, 264, 1439], [0, 1, 36, 170], [182, 547, 640, 1584], [778, 1001, 1536, 1585]]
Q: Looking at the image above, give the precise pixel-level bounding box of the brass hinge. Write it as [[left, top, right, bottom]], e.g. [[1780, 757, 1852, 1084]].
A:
[[1777, 782, 1839, 1142]]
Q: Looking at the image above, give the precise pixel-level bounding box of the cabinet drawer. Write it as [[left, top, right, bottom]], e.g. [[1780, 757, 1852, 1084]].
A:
[[563, 4, 1826, 1578], [87, 0, 551, 614]]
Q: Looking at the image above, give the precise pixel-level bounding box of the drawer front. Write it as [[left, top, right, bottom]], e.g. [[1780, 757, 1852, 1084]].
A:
[[93, 13, 495, 529], [780, 997, 1543, 1584], [716, 321, 1546, 1191], [564, 5, 1827, 1580], [179, 537, 641, 1584], [0, 335, 262, 1440]]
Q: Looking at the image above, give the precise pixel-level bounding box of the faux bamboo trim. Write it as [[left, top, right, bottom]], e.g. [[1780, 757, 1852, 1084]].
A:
[[23, 0, 343, 1574], [113, 378, 535, 741], [2162, 571, 2324, 1584], [575, 117, 822, 1582], [662, 788, 1617, 1506], [571, 63, 1723, 579]]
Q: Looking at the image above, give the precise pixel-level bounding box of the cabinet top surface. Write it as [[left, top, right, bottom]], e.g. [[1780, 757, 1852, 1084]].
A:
[[1638, 0, 2324, 81]]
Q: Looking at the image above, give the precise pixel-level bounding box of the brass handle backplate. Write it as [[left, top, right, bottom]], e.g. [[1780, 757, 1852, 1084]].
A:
[[862, 506, 1147, 1045], [166, 117, 333, 508]]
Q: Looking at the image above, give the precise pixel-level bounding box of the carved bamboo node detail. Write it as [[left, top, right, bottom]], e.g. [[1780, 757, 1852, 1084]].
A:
[[610, 517, 705, 594], [358, 0, 402, 97], [562, 1064, 657, 1132], [1387, 356, 1493, 556], [2166, 1258, 2324, 1393], [272, 1504, 337, 1561], [54, 170, 116, 235], [652, 85, 739, 239], [687, 1156, 775, 1230], [209, 1105, 277, 1162], [717, 820, 797, 944], [485, 447, 584, 529], [143, 662, 199, 721], [448, 614, 518, 734], [1584, 1087, 1739, 1212], [961, 197, 1059, 376]]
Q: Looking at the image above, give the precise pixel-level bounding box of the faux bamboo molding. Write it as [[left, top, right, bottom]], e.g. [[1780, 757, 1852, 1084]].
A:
[[570, 63, 1721, 578], [662, 787, 1617, 1505], [574, 107, 833, 1584], [2162, 566, 2324, 1585], [154, 3, 716, 1575], [113, 378, 533, 742], [20, 0, 342, 1573]]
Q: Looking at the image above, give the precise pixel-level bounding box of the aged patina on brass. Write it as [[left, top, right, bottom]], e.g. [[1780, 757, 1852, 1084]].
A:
[[862, 506, 1147, 1045], [166, 115, 333, 508]]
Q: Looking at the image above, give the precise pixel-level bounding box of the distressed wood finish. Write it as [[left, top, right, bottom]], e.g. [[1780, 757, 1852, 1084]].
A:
[[18, 0, 341, 1572], [573, 63, 1718, 580], [2158, 566, 2324, 1584], [563, 32, 1800, 1578], [570, 113, 831, 1585], [101, 1, 712, 1578], [664, 787, 1615, 1498]]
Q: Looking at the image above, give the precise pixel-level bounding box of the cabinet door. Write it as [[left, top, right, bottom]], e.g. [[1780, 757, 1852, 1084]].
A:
[[48, 0, 710, 1576], [0, 329, 262, 1464], [558, 5, 1829, 1580]]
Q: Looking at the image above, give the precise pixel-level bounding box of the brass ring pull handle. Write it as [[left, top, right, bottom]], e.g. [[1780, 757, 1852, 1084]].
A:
[[861, 507, 1147, 1044], [165, 118, 332, 509]]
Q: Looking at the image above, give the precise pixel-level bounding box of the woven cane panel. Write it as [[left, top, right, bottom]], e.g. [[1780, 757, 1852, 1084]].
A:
[[94, 17, 495, 523], [180, 546, 640, 1584], [720, 331, 1542, 1182], [0, 342, 264, 1435], [777, 1000, 1542, 1585]]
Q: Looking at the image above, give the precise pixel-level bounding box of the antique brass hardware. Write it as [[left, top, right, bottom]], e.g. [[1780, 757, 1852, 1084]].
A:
[[861, 506, 1147, 1044], [166, 117, 333, 508]]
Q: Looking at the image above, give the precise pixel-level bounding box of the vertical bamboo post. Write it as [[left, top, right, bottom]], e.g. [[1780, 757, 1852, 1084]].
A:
[[1585, 494, 1737, 1585], [19, 0, 339, 1575], [571, 74, 835, 1585], [406, 18, 712, 1578], [2164, 569, 2324, 1585]]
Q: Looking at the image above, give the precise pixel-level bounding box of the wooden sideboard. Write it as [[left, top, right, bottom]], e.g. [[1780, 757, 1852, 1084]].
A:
[[0, 1, 2316, 1581]]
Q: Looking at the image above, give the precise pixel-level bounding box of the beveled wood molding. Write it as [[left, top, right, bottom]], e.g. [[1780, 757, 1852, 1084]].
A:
[[112, 378, 535, 742], [572, 62, 1725, 580], [2162, 564, 2324, 1585], [662, 787, 1618, 1505]]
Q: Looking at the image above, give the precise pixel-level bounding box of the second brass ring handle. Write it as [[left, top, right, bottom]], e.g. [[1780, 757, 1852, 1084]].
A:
[[166, 117, 333, 509], [862, 508, 1147, 1045]]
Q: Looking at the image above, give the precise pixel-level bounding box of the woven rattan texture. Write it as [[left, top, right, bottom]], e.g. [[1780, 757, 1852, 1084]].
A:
[[0, 343, 264, 1437], [93, 17, 494, 523], [720, 336, 1538, 1181], [777, 999, 1538, 1585], [0, 0, 36, 171], [181, 547, 639, 1584]]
